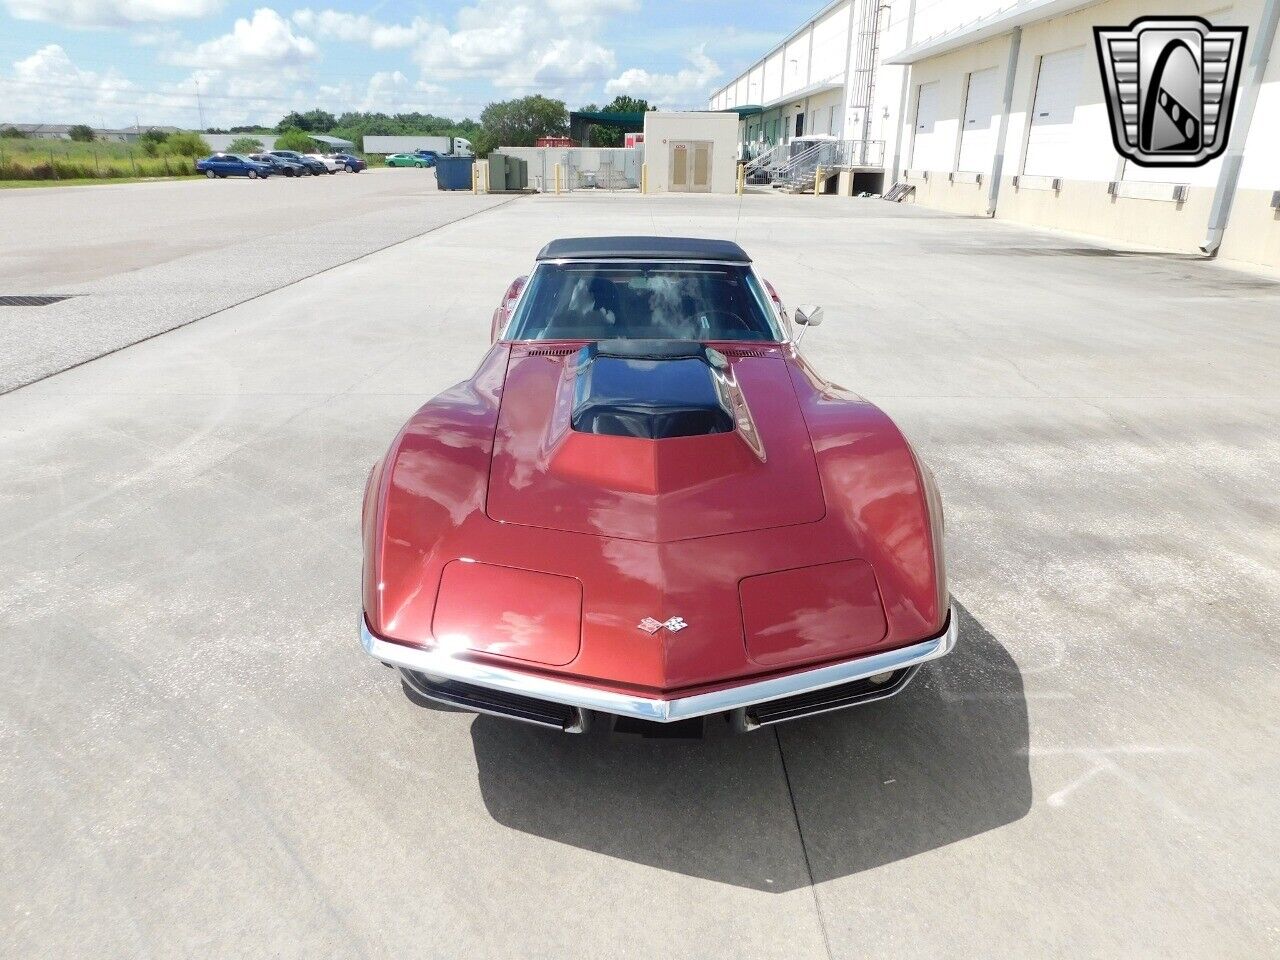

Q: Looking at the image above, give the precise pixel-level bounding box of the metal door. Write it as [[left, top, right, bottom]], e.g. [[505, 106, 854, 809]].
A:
[[668, 140, 712, 192], [958, 67, 999, 173], [910, 81, 944, 170], [1024, 47, 1084, 176]]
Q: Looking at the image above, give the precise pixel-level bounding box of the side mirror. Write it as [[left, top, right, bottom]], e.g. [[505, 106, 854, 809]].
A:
[[794, 304, 824, 327]]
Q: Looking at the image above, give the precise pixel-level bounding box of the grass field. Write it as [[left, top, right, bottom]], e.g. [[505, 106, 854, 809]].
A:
[[0, 137, 200, 181], [0, 175, 199, 189]]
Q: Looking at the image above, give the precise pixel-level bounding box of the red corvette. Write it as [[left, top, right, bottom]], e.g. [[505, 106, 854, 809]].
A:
[[361, 237, 955, 735]]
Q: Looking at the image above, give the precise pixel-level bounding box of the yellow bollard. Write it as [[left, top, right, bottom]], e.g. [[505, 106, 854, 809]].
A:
[[737, 163, 745, 195], [554, 163, 562, 195], [472, 162, 478, 194], [641, 163, 648, 195], [814, 165, 823, 197]]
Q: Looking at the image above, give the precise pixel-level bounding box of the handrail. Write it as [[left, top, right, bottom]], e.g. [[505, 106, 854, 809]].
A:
[[745, 139, 889, 186], [772, 142, 826, 181], [743, 143, 786, 175]]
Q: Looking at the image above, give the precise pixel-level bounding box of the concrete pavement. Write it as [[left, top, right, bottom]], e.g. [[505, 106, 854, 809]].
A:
[[0, 170, 511, 393], [1, 190, 1277, 959]]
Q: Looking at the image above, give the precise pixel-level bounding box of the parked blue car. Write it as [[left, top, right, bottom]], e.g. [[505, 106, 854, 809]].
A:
[[413, 150, 440, 167], [196, 153, 273, 179], [328, 152, 367, 173], [250, 153, 307, 177], [267, 150, 328, 175]]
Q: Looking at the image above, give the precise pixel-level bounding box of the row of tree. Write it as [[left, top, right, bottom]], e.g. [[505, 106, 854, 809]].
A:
[[206, 95, 653, 156], [0, 124, 102, 142], [463, 95, 653, 153], [5, 92, 653, 159], [212, 129, 315, 155], [0, 125, 212, 157]]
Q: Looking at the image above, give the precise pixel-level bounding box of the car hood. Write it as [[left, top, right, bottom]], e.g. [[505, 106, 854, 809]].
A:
[[486, 344, 825, 543], [367, 343, 946, 690]]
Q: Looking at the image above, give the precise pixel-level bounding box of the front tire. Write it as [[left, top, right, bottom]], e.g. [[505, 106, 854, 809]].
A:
[[205, 170, 215, 179], [247, 169, 258, 179]]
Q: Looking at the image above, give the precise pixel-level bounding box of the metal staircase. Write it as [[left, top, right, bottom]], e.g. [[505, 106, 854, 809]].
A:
[[742, 143, 788, 184], [882, 181, 915, 202], [772, 142, 828, 192], [742, 139, 888, 192], [770, 139, 887, 193]]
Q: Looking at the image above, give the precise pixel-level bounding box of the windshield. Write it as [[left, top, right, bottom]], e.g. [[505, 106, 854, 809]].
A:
[[506, 261, 783, 342]]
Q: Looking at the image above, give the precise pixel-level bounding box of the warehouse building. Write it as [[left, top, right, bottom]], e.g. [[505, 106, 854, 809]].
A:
[[707, 0, 919, 179], [712, 0, 1280, 268], [0, 123, 181, 142]]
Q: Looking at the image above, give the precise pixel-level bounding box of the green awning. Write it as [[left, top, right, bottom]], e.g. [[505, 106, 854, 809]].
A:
[[569, 110, 648, 128], [569, 111, 648, 146]]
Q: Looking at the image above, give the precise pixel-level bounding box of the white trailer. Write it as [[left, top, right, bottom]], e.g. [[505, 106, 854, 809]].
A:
[[361, 135, 471, 156]]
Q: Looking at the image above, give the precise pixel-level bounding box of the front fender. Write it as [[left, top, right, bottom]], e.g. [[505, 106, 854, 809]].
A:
[[363, 345, 508, 636], [788, 355, 948, 640]]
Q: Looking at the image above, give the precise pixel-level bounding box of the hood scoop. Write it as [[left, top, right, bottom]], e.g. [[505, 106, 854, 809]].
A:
[[570, 340, 734, 440], [488, 342, 824, 543]]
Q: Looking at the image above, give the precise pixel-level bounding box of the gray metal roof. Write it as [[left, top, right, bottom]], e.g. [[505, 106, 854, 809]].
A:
[[535, 237, 752, 262], [310, 134, 354, 149]]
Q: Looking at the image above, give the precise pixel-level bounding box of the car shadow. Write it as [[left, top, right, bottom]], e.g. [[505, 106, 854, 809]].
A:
[[465, 602, 1030, 890]]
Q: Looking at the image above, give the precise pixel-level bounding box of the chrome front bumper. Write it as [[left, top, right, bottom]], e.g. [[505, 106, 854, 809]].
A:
[[361, 607, 958, 731]]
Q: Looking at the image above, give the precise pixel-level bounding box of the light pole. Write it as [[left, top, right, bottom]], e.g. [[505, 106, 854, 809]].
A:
[[194, 80, 206, 131]]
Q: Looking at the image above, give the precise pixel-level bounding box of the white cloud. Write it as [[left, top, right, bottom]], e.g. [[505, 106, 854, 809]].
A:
[[130, 27, 183, 46], [0, 44, 138, 122], [512, 37, 615, 90], [0, 41, 472, 130], [1, 0, 221, 28], [292, 0, 629, 98], [317, 70, 411, 113], [543, 0, 636, 29], [411, 0, 623, 97], [165, 7, 318, 70], [290, 8, 427, 50], [606, 45, 720, 107]]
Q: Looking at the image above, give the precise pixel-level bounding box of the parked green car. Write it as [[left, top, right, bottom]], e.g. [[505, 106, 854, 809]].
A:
[[385, 153, 428, 168]]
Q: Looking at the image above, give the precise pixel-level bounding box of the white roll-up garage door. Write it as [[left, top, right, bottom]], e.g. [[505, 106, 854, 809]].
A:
[[958, 67, 999, 173], [1023, 47, 1084, 176], [910, 81, 947, 170]]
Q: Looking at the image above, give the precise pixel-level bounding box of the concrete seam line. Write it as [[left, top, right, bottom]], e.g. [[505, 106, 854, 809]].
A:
[[774, 726, 835, 960], [0, 195, 524, 398]]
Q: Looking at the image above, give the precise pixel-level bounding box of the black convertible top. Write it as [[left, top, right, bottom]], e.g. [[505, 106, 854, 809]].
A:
[[535, 236, 751, 263]]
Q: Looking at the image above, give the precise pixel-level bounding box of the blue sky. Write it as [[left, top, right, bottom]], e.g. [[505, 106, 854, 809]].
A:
[[0, 0, 805, 128]]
